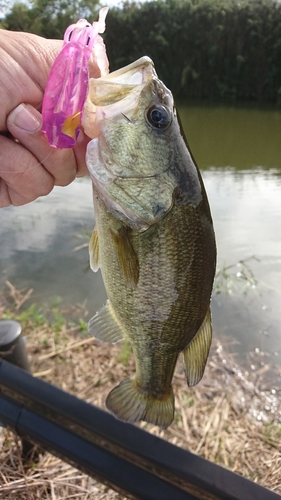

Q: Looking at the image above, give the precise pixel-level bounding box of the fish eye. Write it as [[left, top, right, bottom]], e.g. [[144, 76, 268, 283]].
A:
[[146, 104, 171, 130]]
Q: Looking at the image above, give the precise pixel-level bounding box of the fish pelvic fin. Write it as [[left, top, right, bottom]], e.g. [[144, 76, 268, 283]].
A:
[[183, 307, 212, 387], [88, 300, 124, 343], [89, 226, 100, 272], [109, 227, 139, 289], [106, 378, 174, 429]]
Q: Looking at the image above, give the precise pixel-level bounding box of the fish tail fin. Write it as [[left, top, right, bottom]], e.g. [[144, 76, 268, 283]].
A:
[[106, 378, 174, 429]]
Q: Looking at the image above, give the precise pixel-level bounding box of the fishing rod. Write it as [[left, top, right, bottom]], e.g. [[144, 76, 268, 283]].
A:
[[0, 356, 279, 500]]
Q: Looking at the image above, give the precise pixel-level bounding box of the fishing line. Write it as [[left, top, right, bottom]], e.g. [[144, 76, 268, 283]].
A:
[[0, 148, 58, 175]]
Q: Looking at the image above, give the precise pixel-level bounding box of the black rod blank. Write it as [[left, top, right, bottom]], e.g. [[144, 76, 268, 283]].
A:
[[0, 320, 30, 371], [0, 359, 279, 500]]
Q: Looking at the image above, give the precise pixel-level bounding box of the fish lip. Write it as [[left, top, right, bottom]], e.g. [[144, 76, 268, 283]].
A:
[[94, 56, 156, 85], [82, 56, 174, 166], [87, 56, 157, 106], [82, 57, 158, 138]]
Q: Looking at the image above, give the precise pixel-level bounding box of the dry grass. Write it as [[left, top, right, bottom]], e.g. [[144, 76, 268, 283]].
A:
[[1, 282, 281, 499]]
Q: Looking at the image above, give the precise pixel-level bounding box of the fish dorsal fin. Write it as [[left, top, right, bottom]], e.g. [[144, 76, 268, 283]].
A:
[[88, 300, 124, 343], [183, 307, 212, 387], [110, 227, 139, 288], [89, 226, 100, 272]]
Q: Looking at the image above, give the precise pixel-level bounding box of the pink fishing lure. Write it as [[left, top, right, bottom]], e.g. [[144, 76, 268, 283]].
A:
[[42, 9, 108, 149]]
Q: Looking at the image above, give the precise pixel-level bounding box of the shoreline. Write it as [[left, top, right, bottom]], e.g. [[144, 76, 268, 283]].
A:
[[1, 284, 281, 497]]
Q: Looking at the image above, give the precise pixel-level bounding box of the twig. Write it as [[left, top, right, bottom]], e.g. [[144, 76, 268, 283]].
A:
[[5, 280, 33, 310], [38, 336, 94, 361]]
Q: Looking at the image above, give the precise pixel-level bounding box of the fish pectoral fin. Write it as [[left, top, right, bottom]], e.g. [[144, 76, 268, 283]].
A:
[[106, 377, 174, 429], [89, 226, 100, 272], [88, 300, 124, 343], [183, 307, 212, 387], [110, 227, 139, 288]]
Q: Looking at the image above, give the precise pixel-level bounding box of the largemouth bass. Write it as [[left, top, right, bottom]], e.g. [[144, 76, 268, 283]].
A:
[[82, 57, 216, 429]]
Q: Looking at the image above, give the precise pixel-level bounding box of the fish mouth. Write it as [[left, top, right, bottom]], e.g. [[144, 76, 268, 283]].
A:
[[89, 56, 156, 97], [84, 57, 177, 229], [82, 57, 157, 138]]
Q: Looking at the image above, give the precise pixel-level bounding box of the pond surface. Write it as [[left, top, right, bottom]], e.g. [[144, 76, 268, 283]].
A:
[[1, 103, 281, 375]]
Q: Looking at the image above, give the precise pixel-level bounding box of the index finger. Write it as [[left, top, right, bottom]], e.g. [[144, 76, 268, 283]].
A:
[[0, 134, 54, 207]]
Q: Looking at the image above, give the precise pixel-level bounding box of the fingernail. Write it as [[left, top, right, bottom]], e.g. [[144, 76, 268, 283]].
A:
[[8, 104, 42, 133]]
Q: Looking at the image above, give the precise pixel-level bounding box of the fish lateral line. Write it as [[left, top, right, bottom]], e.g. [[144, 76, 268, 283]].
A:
[[85, 51, 216, 429]]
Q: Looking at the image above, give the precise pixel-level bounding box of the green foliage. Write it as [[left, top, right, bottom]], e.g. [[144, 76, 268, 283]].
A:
[[2, 3, 37, 32], [50, 308, 65, 333], [0, 0, 12, 19], [3, 0, 100, 38], [105, 0, 281, 103], [2, 0, 281, 102], [78, 318, 88, 333], [16, 304, 47, 327]]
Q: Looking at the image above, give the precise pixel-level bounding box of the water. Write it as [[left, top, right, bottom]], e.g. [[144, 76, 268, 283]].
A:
[[1, 103, 281, 373], [181, 104, 281, 368], [1, 178, 107, 315]]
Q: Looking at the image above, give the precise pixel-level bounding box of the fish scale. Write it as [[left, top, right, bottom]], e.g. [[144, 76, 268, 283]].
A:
[[84, 57, 216, 428]]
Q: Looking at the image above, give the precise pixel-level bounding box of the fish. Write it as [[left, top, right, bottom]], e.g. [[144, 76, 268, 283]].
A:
[[82, 57, 216, 429]]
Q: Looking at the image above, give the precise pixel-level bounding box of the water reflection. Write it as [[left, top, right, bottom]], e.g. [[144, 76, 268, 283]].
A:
[[180, 103, 281, 169], [203, 166, 281, 369], [1, 104, 281, 373], [0, 178, 107, 313]]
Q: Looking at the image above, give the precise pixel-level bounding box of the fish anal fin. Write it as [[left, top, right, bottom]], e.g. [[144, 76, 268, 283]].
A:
[[89, 226, 99, 272], [88, 300, 124, 344], [106, 378, 174, 429], [183, 307, 212, 387], [110, 227, 139, 288]]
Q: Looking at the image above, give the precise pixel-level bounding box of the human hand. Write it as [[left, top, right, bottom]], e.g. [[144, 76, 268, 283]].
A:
[[0, 30, 98, 208]]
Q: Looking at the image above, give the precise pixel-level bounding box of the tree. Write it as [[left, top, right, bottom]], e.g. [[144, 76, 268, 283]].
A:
[[3, 0, 100, 38]]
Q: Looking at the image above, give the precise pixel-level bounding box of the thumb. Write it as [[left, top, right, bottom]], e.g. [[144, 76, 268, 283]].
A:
[[8, 103, 42, 134], [8, 103, 89, 180], [7, 103, 78, 187]]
